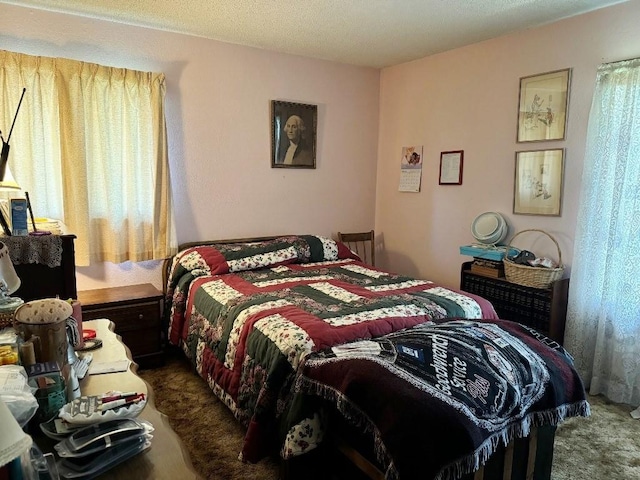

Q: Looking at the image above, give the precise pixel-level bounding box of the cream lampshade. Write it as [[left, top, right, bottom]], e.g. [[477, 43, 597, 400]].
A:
[[0, 400, 32, 467], [0, 241, 21, 308], [0, 166, 21, 191], [0, 165, 22, 236]]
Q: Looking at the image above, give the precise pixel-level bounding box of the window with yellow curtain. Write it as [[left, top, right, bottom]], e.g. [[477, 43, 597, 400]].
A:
[[0, 50, 176, 266]]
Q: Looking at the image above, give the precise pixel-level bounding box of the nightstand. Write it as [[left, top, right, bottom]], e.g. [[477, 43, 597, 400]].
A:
[[460, 261, 569, 344], [77, 283, 164, 368]]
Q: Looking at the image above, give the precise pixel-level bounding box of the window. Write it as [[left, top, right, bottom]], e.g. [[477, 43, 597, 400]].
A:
[[564, 58, 640, 405], [0, 50, 176, 265]]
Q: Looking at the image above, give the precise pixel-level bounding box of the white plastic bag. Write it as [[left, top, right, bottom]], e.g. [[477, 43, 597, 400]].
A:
[[0, 364, 39, 426]]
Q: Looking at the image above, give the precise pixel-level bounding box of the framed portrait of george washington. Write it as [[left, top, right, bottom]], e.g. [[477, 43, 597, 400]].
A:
[[271, 100, 317, 169]]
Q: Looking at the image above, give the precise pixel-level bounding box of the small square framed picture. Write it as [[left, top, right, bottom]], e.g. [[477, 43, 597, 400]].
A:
[[439, 150, 464, 185]]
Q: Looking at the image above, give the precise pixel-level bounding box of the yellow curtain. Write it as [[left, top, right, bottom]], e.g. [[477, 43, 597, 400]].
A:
[[0, 50, 176, 265]]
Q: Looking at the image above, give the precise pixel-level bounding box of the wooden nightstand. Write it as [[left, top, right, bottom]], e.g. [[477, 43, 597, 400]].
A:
[[78, 283, 164, 368]]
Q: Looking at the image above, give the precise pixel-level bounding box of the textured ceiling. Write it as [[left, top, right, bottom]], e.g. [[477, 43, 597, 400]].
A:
[[2, 0, 628, 68]]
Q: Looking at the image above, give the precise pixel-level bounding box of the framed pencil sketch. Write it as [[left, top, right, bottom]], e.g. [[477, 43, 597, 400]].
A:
[[271, 100, 317, 169], [513, 148, 565, 216], [439, 150, 464, 185], [517, 68, 571, 143]]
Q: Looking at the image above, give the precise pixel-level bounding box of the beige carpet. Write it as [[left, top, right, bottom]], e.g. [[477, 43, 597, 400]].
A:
[[552, 393, 640, 479], [139, 353, 280, 480], [139, 353, 640, 480]]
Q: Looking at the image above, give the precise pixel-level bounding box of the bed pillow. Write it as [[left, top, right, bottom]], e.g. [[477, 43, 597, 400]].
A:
[[169, 235, 359, 285], [300, 235, 361, 262], [169, 236, 302, 281]]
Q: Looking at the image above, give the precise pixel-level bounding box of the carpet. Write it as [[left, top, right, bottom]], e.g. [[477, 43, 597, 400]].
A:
[[552, 393, 640, 479], [139, 352, 640, 480]]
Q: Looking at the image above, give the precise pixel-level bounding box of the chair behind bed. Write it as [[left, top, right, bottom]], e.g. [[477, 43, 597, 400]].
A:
[[338, 230, 375, 266]]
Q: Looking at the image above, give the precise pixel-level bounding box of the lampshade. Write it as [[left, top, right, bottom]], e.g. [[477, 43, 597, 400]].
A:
[[0, 241, 20, 298], [0, 400, 32, 467], [0, 166, 21, 191]]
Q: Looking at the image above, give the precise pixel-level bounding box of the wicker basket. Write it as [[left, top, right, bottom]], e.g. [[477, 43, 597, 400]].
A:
[[0, 311, 16, 330], [0, 313, 13, 330], [503, 229, 564, 289]]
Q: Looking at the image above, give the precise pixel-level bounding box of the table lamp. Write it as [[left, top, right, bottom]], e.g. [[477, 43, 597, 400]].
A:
[[0, 241, 22, 310], [0, 400, 32, 473], [0, 166, 21, 237]]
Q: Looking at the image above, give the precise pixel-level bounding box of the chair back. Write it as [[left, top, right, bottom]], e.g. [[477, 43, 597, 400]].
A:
[[337, 230, 375, 266]]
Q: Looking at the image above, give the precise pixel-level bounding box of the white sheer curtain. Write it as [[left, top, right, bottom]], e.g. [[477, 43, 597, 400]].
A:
[[0, 50, 176, 265], [564, 58, 640, 406]]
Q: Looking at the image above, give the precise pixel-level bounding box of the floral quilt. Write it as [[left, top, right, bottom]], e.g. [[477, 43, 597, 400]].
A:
[[164, 235, 497, 462]]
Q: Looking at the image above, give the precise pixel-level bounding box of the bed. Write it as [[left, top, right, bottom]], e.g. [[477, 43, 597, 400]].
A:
[[162, 234, 589, 480]]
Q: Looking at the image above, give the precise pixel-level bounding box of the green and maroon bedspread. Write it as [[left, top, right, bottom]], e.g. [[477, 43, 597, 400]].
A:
[[164, 235, 498, 462]]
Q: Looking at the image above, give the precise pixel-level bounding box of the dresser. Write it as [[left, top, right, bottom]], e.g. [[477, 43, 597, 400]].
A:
[[78, 284, 164, 368], [460, 261, 569, 344], [4, 234, 77, 301]]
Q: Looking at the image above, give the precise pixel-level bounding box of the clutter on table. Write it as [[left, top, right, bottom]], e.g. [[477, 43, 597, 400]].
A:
[[37, 391, 150, 479], [54, 418, 153, 479]]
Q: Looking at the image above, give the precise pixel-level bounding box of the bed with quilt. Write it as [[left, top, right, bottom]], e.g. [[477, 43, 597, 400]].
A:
[[163, 235, 589, 480]]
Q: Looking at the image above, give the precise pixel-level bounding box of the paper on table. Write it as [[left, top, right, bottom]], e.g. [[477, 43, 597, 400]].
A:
[[0, 368, 29, 393], [88, 360, 130, 375]]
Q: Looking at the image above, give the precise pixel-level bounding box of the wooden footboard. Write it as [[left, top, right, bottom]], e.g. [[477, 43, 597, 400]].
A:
[[283, 421, 557, 480], [461, 426, 556, 480]]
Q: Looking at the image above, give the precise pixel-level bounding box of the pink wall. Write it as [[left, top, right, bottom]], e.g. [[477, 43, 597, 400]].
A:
[[2, 1, 639, 292], [376, 0, 640, 288], [1, 4, 380, 291]]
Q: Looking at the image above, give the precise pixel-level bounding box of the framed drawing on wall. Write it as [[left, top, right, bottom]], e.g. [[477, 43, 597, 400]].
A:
[[439, 150, 464, 185], [271, 100, 317, 169], [513, 148, 565, 216], [517, 68, 571, 143]]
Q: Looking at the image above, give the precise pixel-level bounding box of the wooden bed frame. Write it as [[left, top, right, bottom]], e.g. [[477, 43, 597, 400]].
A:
[[162, 236, 558, 480]]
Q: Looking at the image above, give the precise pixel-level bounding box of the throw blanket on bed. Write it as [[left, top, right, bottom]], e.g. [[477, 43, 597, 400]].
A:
[[293, 318, 590, 480], [164, 235, 497, 461]]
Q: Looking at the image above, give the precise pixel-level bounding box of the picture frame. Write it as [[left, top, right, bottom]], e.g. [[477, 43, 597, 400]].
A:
[[439, 150, 464, 185], [513, 148, 565, 216], [271, 100, 317, 169], [516, 68, 571, 143]]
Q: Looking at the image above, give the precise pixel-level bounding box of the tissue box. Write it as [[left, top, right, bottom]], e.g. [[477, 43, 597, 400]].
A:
[[10, 198, 29, 236], [27, 362, 66, 423]]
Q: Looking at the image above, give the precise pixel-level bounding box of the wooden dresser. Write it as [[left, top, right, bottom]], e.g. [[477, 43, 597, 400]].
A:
[[6, 234, 77, 301], [78, 284, 164, 368]]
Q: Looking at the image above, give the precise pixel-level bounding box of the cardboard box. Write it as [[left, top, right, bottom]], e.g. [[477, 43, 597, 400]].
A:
[[470, 263, 505, 278], [10, 198, 28, 236]]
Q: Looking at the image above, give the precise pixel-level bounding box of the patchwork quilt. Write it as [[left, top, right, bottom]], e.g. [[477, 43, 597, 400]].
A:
[[164, 235, 498, 462]]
